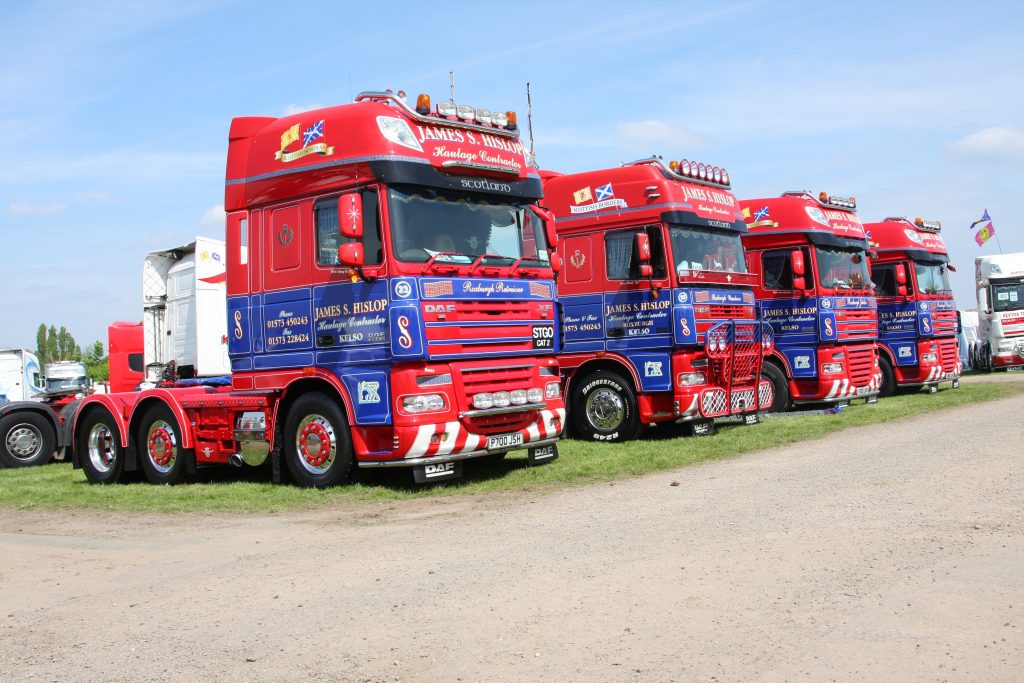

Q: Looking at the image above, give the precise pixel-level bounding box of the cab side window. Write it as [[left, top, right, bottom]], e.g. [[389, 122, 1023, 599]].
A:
[[605, 226, 666, 280], [872, 263, 897, 296], [315, 188, 383, 266], [761, 250, 794, 290]]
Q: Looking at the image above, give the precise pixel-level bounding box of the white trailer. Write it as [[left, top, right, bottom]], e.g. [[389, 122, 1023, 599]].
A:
[[973, 253, 1024, 370], [142, 236, 230, 382]]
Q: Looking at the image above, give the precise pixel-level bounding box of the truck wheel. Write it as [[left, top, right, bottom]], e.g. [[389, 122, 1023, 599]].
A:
[[878, 356, 896, 398], [283, 392, 354, 488], [759, 363, 790, 413], [0, 412, 55, 467], [77, 409, 124, 484], [571, 370, 640, 442], [137, 404, 191, 485]]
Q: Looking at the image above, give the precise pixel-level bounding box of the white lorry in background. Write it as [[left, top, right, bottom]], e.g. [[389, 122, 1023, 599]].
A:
[[141, 236, 230, 386], [958, 309, 979, 369], [45, 360, 90, 394], [0, 349, 75, 467], [972, 253, 1024, 371]]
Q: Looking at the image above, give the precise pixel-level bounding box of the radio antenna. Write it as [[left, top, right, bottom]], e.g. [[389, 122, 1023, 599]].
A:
[[527, 82, 536, 166], [450, 71, 455, 101]]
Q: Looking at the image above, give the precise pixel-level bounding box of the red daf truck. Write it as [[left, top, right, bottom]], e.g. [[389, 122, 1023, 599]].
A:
[[739, 192, 880, 409], [542, 157, 773, 441], [71, 90, 564, 487], [864, 217, 961, 394]]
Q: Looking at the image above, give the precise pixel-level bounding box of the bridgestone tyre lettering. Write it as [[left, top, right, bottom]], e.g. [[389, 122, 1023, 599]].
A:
[[283, 392, 353, 488], [77, 408, 124, 484], [137, 404, 191, 485], [878, 356, 896, 398], [0, 411, 55, 468], [759, 362, 790, 413], [571, 370, 640, 442]]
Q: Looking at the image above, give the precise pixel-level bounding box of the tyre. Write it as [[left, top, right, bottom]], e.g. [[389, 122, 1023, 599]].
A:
[[137, 404, 191, 485], [76, 408, 124, 484], [759, 362, 790, 413], [0, 411, 55, 467], [283, 392, 354, 488], [878, 356, 896, 398], [570, 370, 640, 442]]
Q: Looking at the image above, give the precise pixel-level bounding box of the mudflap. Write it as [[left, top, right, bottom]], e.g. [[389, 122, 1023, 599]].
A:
[[527, 443, 558, 466], [742, 412, 759, 426], [866, 395, 879, 405], [952, 378, 960, 389], [928, 384, 938, 394], [691, 420, 715, 436], [413, 461, 463, 484]]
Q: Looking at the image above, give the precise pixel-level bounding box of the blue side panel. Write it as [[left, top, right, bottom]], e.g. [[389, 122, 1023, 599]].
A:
[[759, 298, 820, 345], [561, 293, 605, 353], [390, 305, 426, 359], [604, 290, 672, 353], [782, 346, 818, 378], [626, 352, 672, 392], [327, 364, 392, 425], [228, 295, 251, 355], [917, 301, 933, 336], [879, 301, 919, 367]]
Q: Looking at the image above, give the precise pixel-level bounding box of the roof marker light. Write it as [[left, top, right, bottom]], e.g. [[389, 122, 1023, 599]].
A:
[[698, 163, 707, 180], [492, 112, 508, 128], [477, 108, 492, 125], [669, 160, 680, 173], [712, 166, 721, 183], [819, 191, 829, 203], [505, 111, 518, 130], [721, 169, 730, 186], [456, 104, 476, 122], [416, 94, 431, 115], [437, 100, 456, 117]]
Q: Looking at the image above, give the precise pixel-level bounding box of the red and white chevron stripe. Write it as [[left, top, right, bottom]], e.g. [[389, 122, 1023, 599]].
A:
[[403, 408, 566, 459]]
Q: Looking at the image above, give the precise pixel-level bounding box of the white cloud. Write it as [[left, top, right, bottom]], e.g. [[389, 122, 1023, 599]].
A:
[[75, 191, 115, 203], [0, 150, 222, 184], [283, 103, 326, 116], [615, 120, 706, 154], [948, 126, 1024, 161], [201, 204, 225, 229], [8, 201, 67, 215]]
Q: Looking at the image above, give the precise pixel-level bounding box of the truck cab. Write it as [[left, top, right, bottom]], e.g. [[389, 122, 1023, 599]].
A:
[[44, 361, 89, 395], [864, 217, 961, 393], [740, 192, 880, 409], [972, 253, 1024, 370], [72, 89, 564, 487], [542, 157, 772, 441]]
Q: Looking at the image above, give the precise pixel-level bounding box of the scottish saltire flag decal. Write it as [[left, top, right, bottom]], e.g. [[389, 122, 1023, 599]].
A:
[[754, 206, 770, 221], [303, 120, 324, 147], [595, 183, 614, 201]]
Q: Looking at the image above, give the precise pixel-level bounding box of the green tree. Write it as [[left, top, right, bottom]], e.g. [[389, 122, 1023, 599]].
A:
[[82, 341, 109, 382], [35, 324, 86, 365]]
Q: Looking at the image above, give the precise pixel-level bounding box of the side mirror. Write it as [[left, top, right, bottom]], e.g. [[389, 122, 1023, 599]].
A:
[[947, 263, 956, 272], [338, 242, 364, 267], [549, 252, 563, 274], [791, 249, 805, 276], [895, 263, 907, 285], [533, 205, 558, 249], [635, 233, 651, 265], [793, 276, 807, 291], [338, 193, 364, 239], [897, 285, 908, 296], [639, 264, 654, 278]]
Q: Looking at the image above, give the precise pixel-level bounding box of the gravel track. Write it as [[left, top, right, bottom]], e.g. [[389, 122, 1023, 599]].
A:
[[1, 387, 1022, 681]]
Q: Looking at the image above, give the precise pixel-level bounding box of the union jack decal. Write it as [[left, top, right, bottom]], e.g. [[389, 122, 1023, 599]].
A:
[[529, 282, 552, 299], [694, 291, 710, 303]]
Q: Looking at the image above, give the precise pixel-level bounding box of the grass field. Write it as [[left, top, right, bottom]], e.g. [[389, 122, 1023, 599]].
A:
[[0, 381, 1018, 514]]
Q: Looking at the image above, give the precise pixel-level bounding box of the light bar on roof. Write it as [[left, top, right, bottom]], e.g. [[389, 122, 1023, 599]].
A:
[[818, 191, 856, 210], [914, 217, 942, 232], [669, 158, 730, 187]]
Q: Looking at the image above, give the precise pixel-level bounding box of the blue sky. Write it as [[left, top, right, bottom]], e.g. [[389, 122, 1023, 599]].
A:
[[2, 0, 1022, 349]]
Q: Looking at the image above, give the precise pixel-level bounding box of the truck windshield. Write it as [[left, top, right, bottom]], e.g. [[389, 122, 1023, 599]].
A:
[[669, 225, 747, 276], [388, 186, 549, 268], [47, 377, 87, 392], [992, 281, 1024, 312], [815, 246, 872, 290], [914, 261, 952, 295]]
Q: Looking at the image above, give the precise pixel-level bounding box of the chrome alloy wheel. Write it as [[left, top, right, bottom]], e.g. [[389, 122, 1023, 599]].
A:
[[5, 423, 42, 461], [146, 420, 178, 474], [295, 414, 337, 475], [585, 388, 625, 432], [88, 423, 117, 473]]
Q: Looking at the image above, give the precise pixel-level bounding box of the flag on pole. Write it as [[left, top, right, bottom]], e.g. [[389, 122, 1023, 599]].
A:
[[970, 209, 991, 230], [975, 221, 995, 246]]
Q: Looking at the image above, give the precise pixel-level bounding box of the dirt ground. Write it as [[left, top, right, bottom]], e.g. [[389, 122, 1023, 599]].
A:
[[1, 387, 1022, 682]]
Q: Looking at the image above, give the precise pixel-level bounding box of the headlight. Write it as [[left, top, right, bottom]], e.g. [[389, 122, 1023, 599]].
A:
[[376, 116, 423, 151], [921, 353, 937, 363], [473, 393, 494, 410], [678, 372, 706, 386], [492, 391, 511, 408], [528, 387, 545, 403], [510, 389, 527, 405], [543, 382, 560, 399], [822, 363, 844, 375], [402, 394, 446, 413]]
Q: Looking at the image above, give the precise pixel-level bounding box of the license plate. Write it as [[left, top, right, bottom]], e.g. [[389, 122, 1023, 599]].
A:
[[856, 385, 870, 396], [487, 433, 523, 450], [944, 372, 957, 380]]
